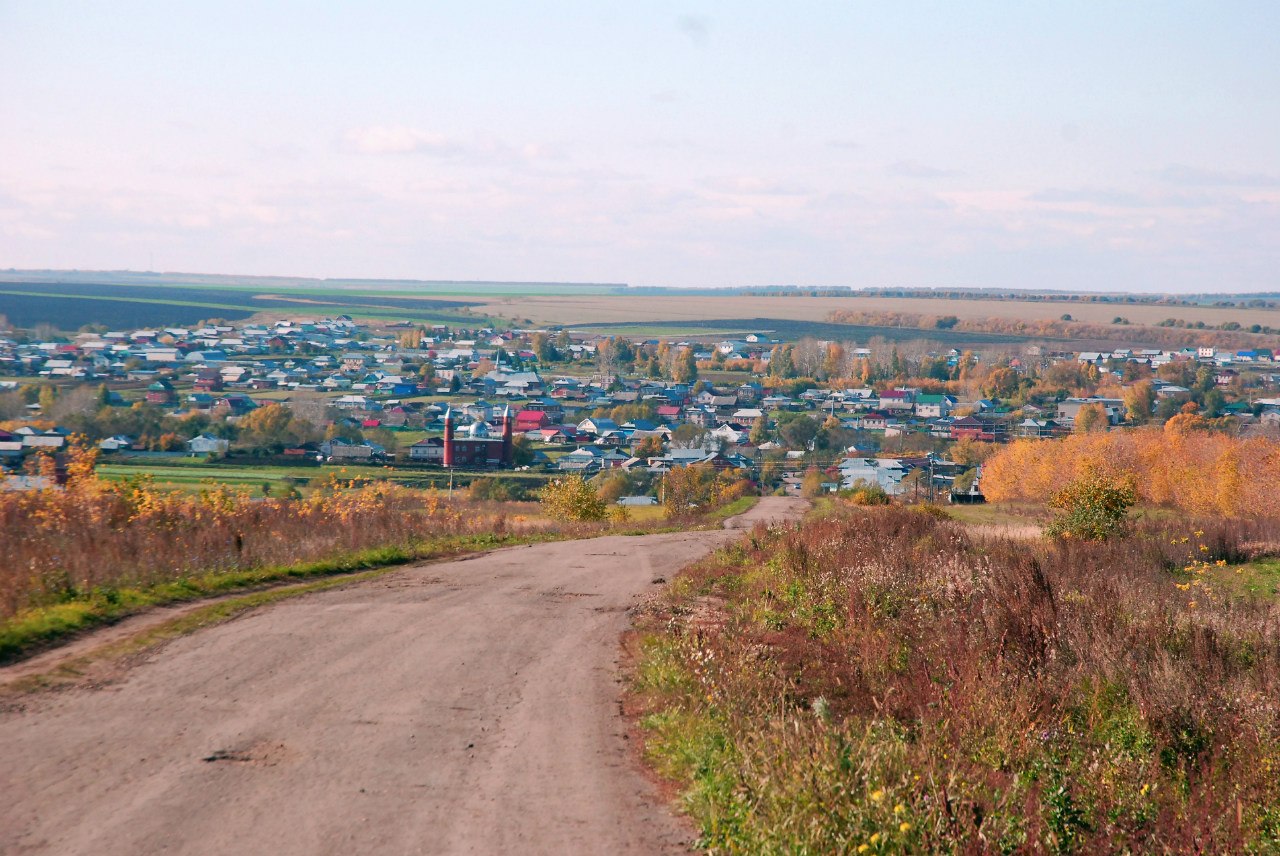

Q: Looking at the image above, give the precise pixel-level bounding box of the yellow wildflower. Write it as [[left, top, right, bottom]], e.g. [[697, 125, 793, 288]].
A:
[[900, 822, 913, 833], [870, 789, 885, 803], [870, 833, 882, 845]]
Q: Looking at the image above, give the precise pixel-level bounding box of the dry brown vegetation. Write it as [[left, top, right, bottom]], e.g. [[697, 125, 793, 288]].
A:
[[632, 506, 1280, 853], [0, 447, 558, 621], [829, 308, 1280, 350]]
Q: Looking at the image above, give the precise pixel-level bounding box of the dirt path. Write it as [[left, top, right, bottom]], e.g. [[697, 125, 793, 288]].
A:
[[0, 497, 805, 856]]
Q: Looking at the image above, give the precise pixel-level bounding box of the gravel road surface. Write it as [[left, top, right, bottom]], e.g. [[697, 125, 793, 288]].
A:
[[0, 497, 804, 855]]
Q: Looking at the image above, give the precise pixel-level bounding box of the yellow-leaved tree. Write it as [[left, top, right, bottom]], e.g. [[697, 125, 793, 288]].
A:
[[539, 475, 609, 522]]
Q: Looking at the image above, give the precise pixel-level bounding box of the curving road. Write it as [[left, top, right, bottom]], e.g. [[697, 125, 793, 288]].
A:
[[0, 497, 805, 855]]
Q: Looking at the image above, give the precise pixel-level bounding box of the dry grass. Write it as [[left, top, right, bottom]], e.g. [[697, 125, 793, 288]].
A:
[[0, 455, 564, 621], [631, 506, 1280, 853]]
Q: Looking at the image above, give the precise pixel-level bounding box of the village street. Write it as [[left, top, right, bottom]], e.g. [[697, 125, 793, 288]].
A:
[[0, 497, 805, 855]]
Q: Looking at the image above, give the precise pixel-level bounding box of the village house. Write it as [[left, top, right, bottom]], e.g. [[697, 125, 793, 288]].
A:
[[187, 434, 230, 456], [1056, 397, 1124, 425]]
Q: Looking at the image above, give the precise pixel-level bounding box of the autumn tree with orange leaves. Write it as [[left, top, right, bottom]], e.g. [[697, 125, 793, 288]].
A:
[[981, 428, 1280, 518]]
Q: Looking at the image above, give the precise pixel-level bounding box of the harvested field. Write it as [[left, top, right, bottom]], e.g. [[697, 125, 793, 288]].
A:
[[479, 293, 1280, 330], [575, 317, 1048, 346]]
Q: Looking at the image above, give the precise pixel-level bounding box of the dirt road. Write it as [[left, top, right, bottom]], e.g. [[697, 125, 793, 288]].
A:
[[0, 497, 805, 855]]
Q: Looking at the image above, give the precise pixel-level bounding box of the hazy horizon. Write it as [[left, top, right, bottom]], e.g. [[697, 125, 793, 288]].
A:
[[2, 3, 1278, 293]]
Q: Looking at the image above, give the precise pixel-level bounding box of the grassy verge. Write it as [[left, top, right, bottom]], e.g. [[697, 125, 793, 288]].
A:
[[943, 500, 1046, 528], [702, 495, 760, 525], [629, 506, 1280, 853], [0, 531, 554, 665], [1, 566, 408, 695]]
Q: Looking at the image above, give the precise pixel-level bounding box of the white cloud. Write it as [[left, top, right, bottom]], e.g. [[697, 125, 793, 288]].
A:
[[344, 126, 462, 156], [886, 160, 960, 179], [1157, 164, 1280, 188]]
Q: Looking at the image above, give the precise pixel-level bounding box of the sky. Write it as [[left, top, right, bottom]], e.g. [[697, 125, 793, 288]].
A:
[[2, 2, 1278, 292]]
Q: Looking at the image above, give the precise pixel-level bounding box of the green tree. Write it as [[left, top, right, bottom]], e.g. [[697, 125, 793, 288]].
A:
[[1202, 388, 1226, 418], [889, 348, 904, 378], [510, 435, 535, 466], [775, 412, 819, 450]]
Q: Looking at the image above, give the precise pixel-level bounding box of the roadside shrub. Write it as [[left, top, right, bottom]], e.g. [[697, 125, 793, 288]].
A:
[[663, 464, 753, 519], [1045, 473, 1138, 541], [840, 482, 890, 506], [539, 474, 609, 522], [468, 477, 534, 502]]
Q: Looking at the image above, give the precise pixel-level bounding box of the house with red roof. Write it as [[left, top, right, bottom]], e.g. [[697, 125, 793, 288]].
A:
[[515, 409, 550, 432]]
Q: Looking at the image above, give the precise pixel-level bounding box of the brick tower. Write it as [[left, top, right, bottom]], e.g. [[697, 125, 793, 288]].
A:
[[501, 405, 514, 466], [442, 407, 454, 468]]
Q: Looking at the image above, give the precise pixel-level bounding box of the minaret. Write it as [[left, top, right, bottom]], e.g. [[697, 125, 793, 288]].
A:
[[501, 405, 514, 466], [442, 407, 454, 468]]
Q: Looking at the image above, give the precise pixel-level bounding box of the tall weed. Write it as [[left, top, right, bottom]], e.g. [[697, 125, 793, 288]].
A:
[[634, 507, 1280, 853]]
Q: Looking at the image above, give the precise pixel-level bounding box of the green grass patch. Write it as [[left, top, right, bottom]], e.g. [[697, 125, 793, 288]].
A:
[[944, 500, 1046, 528], [703, 495, 760, 524], [1200, 557, 1280, 601]]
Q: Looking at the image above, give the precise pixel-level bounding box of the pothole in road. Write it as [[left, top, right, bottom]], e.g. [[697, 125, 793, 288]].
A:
[[541, 588, 602, 601], [202, 740, 294, 766]]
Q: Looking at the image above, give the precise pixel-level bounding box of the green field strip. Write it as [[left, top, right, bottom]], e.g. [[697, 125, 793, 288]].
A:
[[0, 289, 257, 314]]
